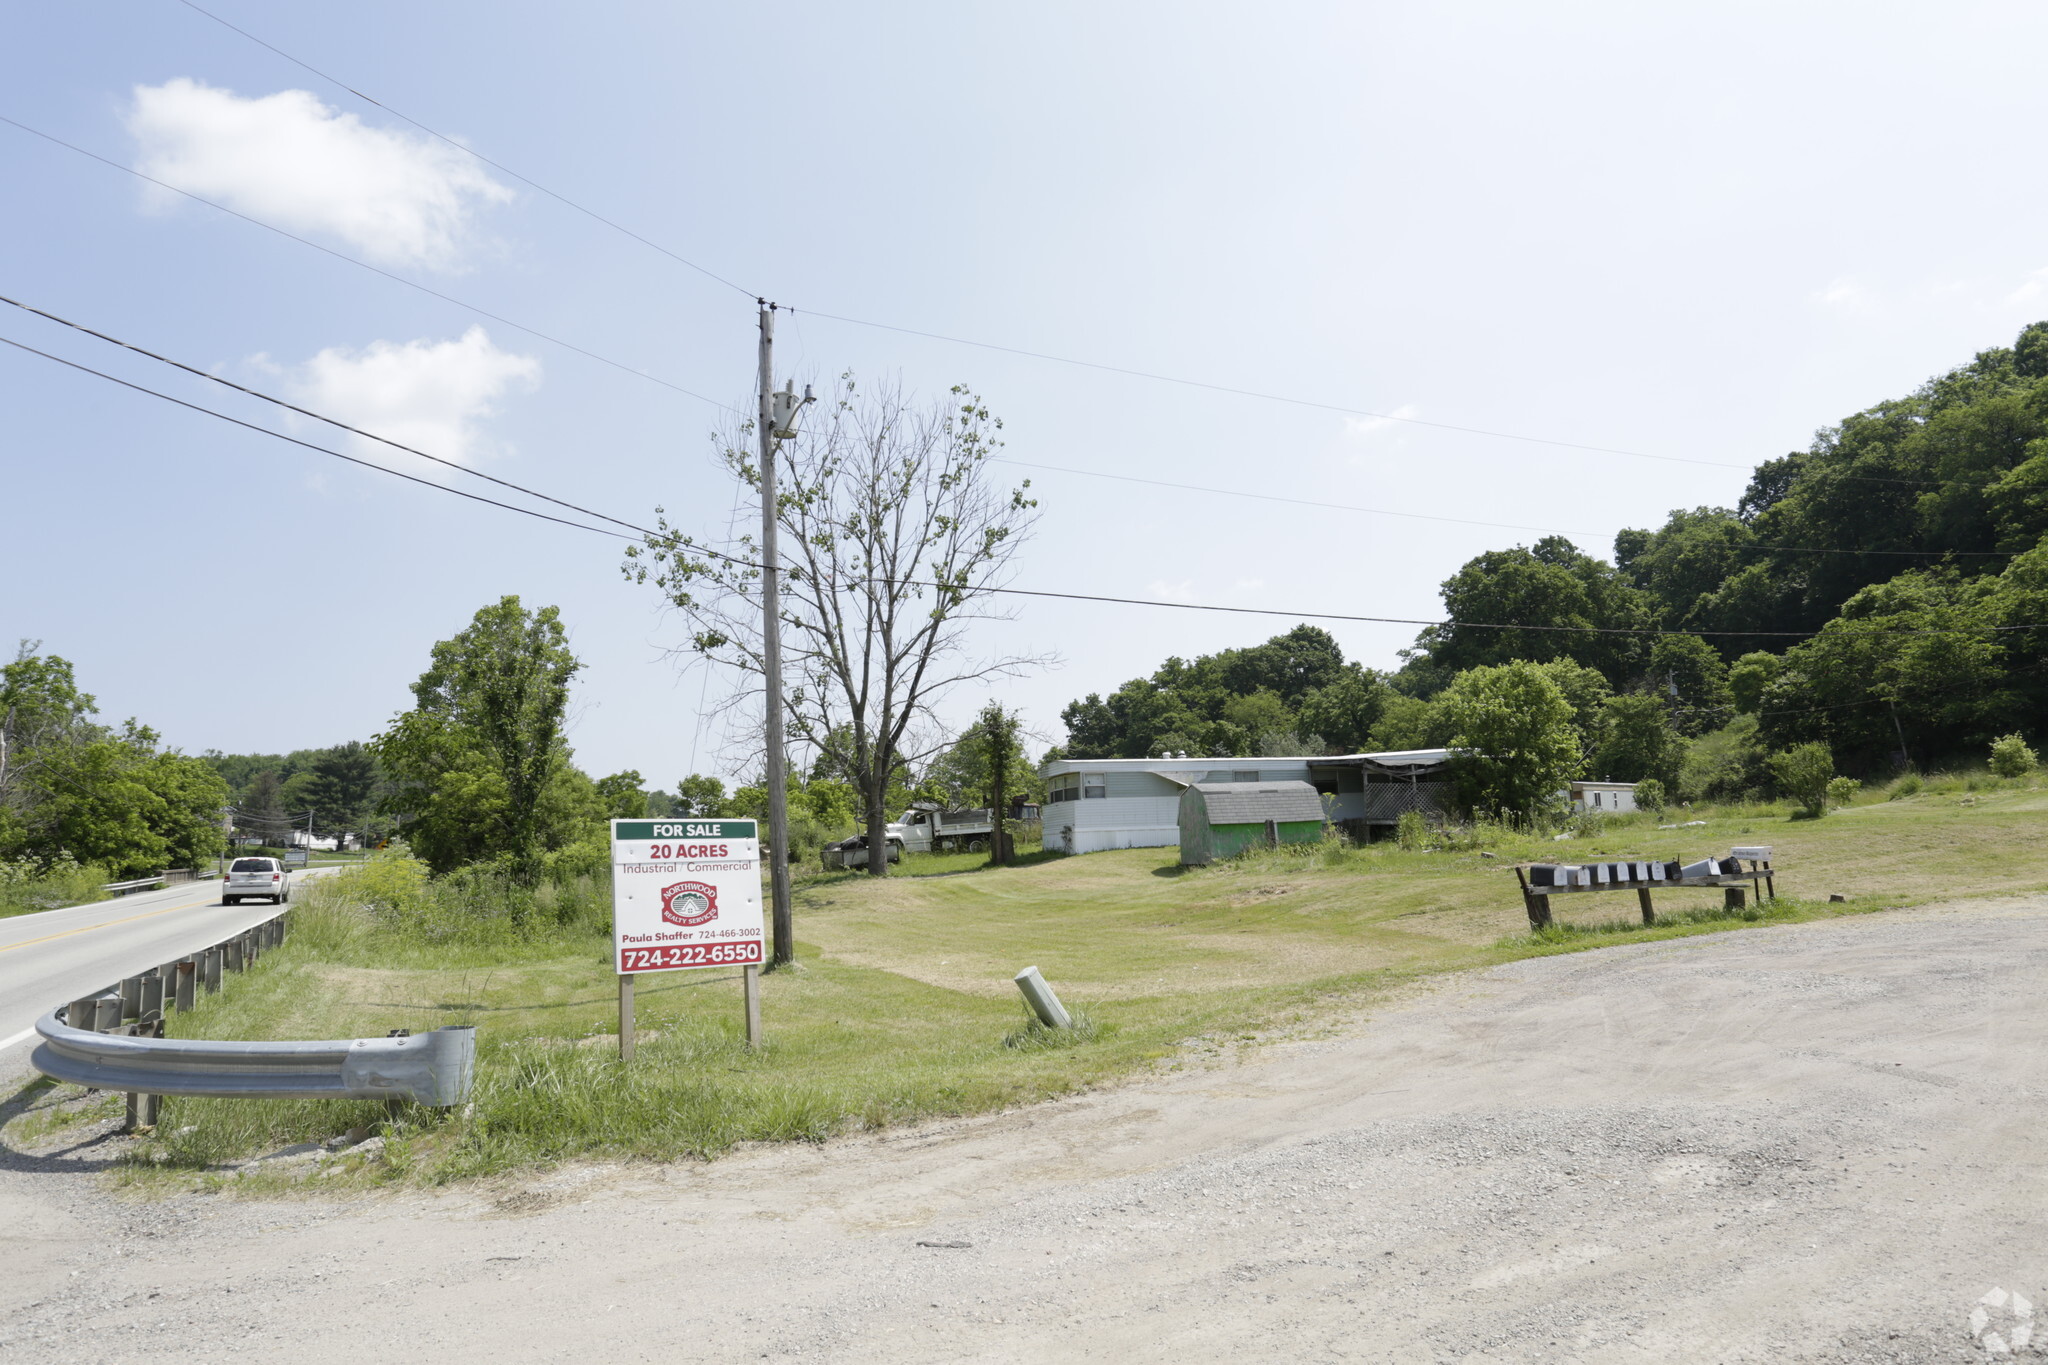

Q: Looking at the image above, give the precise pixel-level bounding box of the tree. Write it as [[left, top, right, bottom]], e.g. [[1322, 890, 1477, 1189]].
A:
[[923, 707, 1040, 811], [375, 596, 584, 879], [296, 741, 383, 849], [674, 773, 729, 818], [1433, 662, 1583, 816], [0, 646, 225, 875], [1418, 537, 1656, 687], [595, 770, 649, 820], [1295, 667, 1389, 753], [1591, 693, 1681, 790], [1770, 741, 1836, 817], [627, 378, 1045, 880], [239, 768, 289, 845]]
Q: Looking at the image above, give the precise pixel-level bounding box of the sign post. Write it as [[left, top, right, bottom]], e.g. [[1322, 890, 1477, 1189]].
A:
[[610, 818, 766, 1055]]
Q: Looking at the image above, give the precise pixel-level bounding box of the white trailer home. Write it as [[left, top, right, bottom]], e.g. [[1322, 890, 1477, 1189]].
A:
[[1039, 749, 1453, 855], [1566, 779, 1640, 813]]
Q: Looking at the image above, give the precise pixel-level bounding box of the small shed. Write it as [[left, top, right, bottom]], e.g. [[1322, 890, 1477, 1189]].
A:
[[1178, 781, 1326, 865]]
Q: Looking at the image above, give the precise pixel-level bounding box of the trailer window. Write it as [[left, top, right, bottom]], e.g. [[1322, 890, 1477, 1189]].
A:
[[1083, 775, 1107, 799]]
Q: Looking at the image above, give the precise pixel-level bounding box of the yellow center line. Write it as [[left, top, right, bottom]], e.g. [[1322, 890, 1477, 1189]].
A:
[[0, 891, 224, 955]]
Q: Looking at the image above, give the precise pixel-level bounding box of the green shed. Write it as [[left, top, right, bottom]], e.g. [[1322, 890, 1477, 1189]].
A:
[[1177, 781, 1326, 865]]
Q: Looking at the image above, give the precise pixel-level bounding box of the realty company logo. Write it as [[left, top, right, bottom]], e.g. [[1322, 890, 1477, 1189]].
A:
[[660, 881, 719, 927], [1971, 1287, 2034, 1356]]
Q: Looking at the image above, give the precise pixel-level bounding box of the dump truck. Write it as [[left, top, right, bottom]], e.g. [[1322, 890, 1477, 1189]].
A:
[[891, 804, 998, 854]]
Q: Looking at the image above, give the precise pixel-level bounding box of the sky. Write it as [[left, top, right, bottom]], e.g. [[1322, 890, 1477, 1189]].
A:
[[6, 1, 2048, 786]]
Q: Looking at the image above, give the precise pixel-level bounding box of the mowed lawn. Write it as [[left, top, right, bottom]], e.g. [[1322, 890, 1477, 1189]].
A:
[[28, 786, 2044, 1188], [797, 788, 2048, 1001]]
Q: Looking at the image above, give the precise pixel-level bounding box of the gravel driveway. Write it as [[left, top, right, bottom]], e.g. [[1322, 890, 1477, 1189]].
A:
[[3, 897, 2044, 1363]]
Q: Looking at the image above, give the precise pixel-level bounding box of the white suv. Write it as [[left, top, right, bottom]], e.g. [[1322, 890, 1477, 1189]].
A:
[[223, 856, 290, 905]]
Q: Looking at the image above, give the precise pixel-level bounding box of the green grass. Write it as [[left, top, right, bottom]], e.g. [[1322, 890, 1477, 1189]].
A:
[[51, 781, 2045, 1194]]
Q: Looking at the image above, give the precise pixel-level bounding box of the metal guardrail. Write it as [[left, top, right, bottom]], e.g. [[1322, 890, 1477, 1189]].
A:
[[103, 874, 167, 894], [32, 1013, 475, 1105], [29, 906, 477, 1112]]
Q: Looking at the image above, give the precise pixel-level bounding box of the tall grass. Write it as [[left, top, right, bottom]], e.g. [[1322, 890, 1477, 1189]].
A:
[[0, 856, 108, 918]]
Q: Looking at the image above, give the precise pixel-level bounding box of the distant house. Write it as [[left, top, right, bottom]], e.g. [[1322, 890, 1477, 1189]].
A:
[[1039, 750, 1453, 855], [1177, 781, 1326, 865], [1567, 779, 1639, 813]]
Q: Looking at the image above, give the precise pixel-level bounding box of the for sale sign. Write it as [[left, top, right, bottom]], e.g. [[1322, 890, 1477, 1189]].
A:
[[610, 819, 764, 973]]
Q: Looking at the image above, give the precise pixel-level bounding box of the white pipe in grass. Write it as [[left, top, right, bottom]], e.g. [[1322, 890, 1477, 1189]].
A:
[[1013, 966, 1073, 1030]]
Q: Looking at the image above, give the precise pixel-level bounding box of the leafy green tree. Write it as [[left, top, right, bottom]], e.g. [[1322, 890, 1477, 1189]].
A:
[[296, 741, 383, 849], [1642, 634, 1732, 734], [595, 770, 648, 820], [1591, 693, 1681, 790], [1770, 742, 1836, 817], [238, 768, 290, 845], [375, 597, 585, 879], [1418, 537, 1655, 687], [1633, 777, 1668, 812], [924, 708, 1042, 809], [1295, 667, 1388, 753], [1057, 627, 1371, 759], [1533, 658, 1613, 759], [1433, 662, 1583, 816], [1367, 693, 1440, 751], [1727, 651, 1782, 714], [1614, 508, 1755, 629], [674, 773, 729, 818]]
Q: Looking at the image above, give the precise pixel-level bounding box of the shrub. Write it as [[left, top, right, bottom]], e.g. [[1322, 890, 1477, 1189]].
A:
[[1395, 810, 1428, 851], [1989, 733, 2039, 779], [0, 856, 109, 916], [1887, 773, 1922, 800], [1826, 776, 1862, 808], [1633, 778, 1667, 812], [1769, 742, 1835, 818]]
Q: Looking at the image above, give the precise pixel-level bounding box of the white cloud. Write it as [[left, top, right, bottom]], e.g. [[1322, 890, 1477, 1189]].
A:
[[1341, 404, 1420, 441], [2010, 267, 2048, 305], [1144, 579, 1199, 603], [280, 327, 540, 465], [127, 78, 511, 269], [1813, 278, 1875, 310]]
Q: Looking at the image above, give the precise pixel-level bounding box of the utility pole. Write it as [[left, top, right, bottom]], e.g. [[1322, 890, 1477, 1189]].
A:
[[755, 303, 811, 970]]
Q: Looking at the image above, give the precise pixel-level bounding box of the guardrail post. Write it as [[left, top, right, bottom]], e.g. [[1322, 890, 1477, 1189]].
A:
[[120, 976, 143, 1022], [93, 995, 124, 1032], [66, 996, 98, 1030], [201, 948, 222, 993], [175, 960, 196, 1012], [224, 939, 244, 973], [139, 973, 164, 1021]]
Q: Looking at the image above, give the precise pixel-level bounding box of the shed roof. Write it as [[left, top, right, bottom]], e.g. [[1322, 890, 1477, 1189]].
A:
[[1188, 781, 1325, 824]]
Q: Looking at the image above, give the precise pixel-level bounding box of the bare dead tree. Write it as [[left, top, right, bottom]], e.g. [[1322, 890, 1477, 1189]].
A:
[[625, 375, 1048, 876]]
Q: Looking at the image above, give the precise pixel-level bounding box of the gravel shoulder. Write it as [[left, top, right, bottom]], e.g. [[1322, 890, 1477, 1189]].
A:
[[4, 896, 2045, 1363]]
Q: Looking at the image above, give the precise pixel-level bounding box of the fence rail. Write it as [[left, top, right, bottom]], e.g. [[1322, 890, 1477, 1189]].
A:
[[29, 907, 476, 1118], [33, 1012, 474, 1104]]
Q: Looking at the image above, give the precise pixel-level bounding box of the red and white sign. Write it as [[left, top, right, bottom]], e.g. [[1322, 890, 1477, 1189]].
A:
[[610, 819, 763, 974]]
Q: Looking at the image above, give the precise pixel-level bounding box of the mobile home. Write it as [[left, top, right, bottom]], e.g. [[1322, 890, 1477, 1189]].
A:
[[1039, 750, 1452, 855]]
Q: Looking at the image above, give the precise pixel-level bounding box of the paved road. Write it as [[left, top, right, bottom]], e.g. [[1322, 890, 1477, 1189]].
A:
[[0, 873, 329, 1078], [3, 895, 2042, 1362]]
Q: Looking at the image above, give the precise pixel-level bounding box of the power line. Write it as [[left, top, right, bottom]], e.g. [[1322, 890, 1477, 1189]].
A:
[[8, 315, 2036, 647], [172, 0, 758, 301], [0, 292, 656, 538], [0, 113, 730, 408], [996, 457, 2018, 557], [9, 281, 2010, 571], [883, 577, 2045, 640], [0, 332, 637, 540], [130, 10, 1977, 490]]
